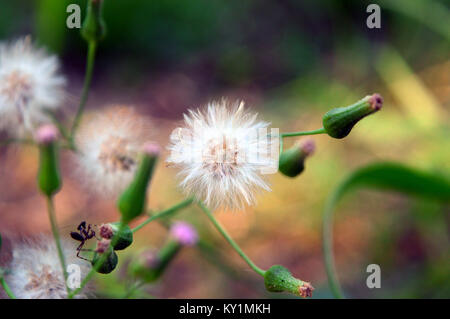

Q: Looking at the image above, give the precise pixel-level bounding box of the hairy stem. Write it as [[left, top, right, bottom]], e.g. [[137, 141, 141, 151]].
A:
[[46, 196, 70, 295], [70, 40, 97, 144], [0, 277, 16, 299], [281, 127, 326, 138], [132, 197, 194, 233], [197, 201, 266, 277]]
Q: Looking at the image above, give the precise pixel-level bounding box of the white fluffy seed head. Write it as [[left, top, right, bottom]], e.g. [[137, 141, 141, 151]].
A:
[[0, 37, 66, 137], [74, 105, 154, 197], [5, 235, 91, 299], [166, 100, 278, 210]]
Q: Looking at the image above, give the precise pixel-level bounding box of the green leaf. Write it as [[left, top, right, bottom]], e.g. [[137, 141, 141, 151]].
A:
[[323, 162, 450, 298]]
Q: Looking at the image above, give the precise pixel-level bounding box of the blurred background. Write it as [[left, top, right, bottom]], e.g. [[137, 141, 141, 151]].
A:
[[0, 0, 449, 298]]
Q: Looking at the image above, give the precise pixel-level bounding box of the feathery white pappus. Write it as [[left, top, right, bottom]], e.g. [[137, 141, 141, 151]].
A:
[[166, 100, 278, 210], [74, 105, 154, 197], [0, 37, 66, 137], [4, 236, 91, 299]]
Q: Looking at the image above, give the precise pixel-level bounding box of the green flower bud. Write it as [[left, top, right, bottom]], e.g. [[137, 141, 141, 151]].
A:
[[130, 240, 181, 283], [91, 248, 118, 274], [35, 125, 61, 197], [118, 143, 160, 224], [81, 0, 106, 43], [99, 222, 133, 250], [279, 139, 315, 178], [323, 93, 383, 139], [264, 265, 314, 298]]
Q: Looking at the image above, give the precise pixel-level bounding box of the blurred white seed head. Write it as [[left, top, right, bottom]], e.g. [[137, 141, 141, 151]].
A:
[[5, 236, 91, 299], [74, 105, 154, 197], [166, 100, 278, 210], [0, 37, 66, 137]]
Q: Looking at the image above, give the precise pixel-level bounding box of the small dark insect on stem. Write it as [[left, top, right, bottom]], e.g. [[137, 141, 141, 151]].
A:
[[70, 221, 99, 261]]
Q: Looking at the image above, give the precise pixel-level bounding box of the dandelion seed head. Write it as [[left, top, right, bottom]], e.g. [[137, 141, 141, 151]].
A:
[[167, 100, 278, 210], [74, 105, 154, 197], [0, 37, 66, 137], [5, 235, 91, 299]]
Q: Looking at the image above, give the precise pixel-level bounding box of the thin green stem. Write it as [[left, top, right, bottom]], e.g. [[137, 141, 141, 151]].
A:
[[68, 221, 125, 299], [123, 281, 145, 299], [46, 196, 70, 295], [197, 201, 266, 277], [132, 197, 194, 233], [70, 40, 97, 142], [323, 191, 345, 299], [0, 138, 35, 147], [281, 127, 326, 138], [0, 277, 16, 299]]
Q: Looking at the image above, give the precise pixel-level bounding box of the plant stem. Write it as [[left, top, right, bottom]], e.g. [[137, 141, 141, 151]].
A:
[[70, 40, 97, 143], [132, 197, 194, 233], [46, 196, 70, 295], [68, 221, 126, 299], [281, 127, 326, 138], [0, 138, 35, 147], [0, 277, 16, 299], [197, 201, 266, 277], [123, 281, 145, 299], [323, 190, 345, 299]]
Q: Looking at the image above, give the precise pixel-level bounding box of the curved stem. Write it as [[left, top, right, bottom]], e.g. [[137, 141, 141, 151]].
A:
[[0, 277, 16, 299], [323, 190, 345, 299], [197, 201, 266, 277], [281, 127, 326, 138], [132, 197, 194, 233], [46, 196, 70, 295], [70, 40, 97, 142]]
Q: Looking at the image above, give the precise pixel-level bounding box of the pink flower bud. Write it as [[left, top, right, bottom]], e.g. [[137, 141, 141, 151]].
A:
[[99, 224, 114, 239], [35, 124, 59, 144], [170, 221, 198, 246], [299, 138, 315, 156], [142, 142, 160, 157], [96, 239, 111, 254]]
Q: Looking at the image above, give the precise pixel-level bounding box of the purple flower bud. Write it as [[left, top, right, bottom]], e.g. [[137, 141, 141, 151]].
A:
[[142, 142, 161, 157], [170, 221, 198, 246], [96, 239, 111, 254], [35, 124, 59, 144]]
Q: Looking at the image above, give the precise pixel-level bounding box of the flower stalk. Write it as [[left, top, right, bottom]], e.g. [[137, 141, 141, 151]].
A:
[[46, 196, 70, 295], [0, 276, 16, 299], [70, 40, 97, 144], [197, 200, 266, 277], [132, 197, 194, 233]]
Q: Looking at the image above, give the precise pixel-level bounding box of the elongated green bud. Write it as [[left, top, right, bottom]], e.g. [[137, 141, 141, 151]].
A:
[[264, 265, 314, 298], [130, 241, 181, 283], [81, 0, 106, 43], [323, 93, 383, 139], [35, 125, 61, 197], [279, 139, 315, 178], [99, 222, 133, 250], [118, 143, 160, 224], [130, 222, 198, 282], [91, 246, 118, 274]]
